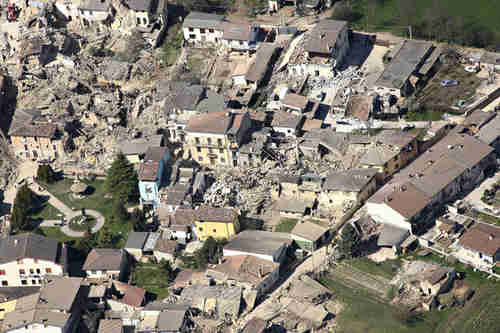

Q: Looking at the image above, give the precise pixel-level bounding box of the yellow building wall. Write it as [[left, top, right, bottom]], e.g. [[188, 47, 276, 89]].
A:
[[0, 299, 17, 320], [195, 218, 239, 241], [185, 132, 232, 167], [126, 154, 141, 165]]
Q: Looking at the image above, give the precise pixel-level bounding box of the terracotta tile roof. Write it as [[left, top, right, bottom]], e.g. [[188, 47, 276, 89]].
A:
[[291, 221, 328, 242], [112, 281, 146, 308], [83, 248, 123, 271], [98, 319, 122, 333], [222, 22, 254, 41], [282, 93, 309, 110], [458, 223, 500, 256], [196, 206, 237, 223], [185, 111, 246, 135], [384, 182, 432, 219], [8, 122, 57, 138], [154, 239, 177, 254], [170, 208, 198, 226], [304, 19, 348, 54], [172, 269, 206, 288], [302, 119, 323, 131], [138, 161, 159, 181]]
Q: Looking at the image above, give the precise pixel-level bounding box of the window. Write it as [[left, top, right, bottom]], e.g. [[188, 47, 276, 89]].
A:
[[137, 17, 141, 25], [200, 28, 206, 33], [189, 27, 194, 32], [31, 280, 36, 285], [195, 137, 200, 144], [34, 259, 38, 263], [17, 259, 23, 264], [199, 227, 203, 231], [212, 229, 217, 233], [21, 280, 27, 285], [196, 147, 201, 152], [207, 138, 212, 145], [45, 268, 52, 274], [219, 149, 224, 153], [209, 28, 214, 33], [220, 158, 225, 163], [198, 156, 203, 162], [0, 270, 4, 275], [394, 155, 398, 161], [142, 17, 147, 25], [189, 34, 196, 39], [209, 148, 213, 153], [36, 269, 40, 274], [315, 70, 320, 77], [218, 138, 222, 146], [1, 281, 7, 286], [91, 270, 97, 274], [239, 41, 244, 45], [19, 269, 25, 275], [30, 269, 34, 274]]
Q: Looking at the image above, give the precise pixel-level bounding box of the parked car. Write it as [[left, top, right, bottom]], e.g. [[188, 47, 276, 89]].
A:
[[441, 80, 459, 87]]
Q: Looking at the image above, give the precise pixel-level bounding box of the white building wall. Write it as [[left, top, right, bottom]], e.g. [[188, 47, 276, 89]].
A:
[[223, 249, 274, 263], [273, 126, 296, 138], [153, 251, 174, 263], [0, 259, 63, 287], [85, 269, 120, 279], [55, 2, 80, 20], [6, 324, 62, 333], [365, 202, 412, 231], [232, 74, 247, 86], [183, 27, 223, 43]]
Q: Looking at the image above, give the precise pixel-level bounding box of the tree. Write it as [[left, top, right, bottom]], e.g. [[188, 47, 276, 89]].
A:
[[331, 1, 362, 22], [98, 225, 120, 248], [111, 200, 129, 224], [36, 164, 56, 184], [196, 237, 223, 266], [160, 259, 175, 282], [338, 224, 361, 258], [78, 225, 98, 255], [10, 184, 35, 233], [130, 208, 147, 232], [105, 152, 139, 202]]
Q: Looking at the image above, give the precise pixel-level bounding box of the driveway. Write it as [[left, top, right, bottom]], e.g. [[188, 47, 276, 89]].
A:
[[464, 170, 500, 211]]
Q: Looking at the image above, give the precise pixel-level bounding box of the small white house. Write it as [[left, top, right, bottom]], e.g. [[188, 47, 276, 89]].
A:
[[83, 248, 127, 281], [182, 11, 224, 45]]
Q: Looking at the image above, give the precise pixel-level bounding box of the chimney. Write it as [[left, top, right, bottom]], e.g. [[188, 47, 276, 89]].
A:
[[14, 239, 18, 246], [489, 234, 494, 240]]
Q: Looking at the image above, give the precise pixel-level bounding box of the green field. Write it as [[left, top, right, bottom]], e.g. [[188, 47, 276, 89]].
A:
[[30, 202, 62, 221], [132, 262, 171, 300], [275, 218, 298, 233], [345, 257, 401, 280], [341, 0, 500, 47]]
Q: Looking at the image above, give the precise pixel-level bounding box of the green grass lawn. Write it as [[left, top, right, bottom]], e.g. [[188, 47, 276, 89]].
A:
[[40, 227, 80, 243], [275, 218, 298, 233], [319, 276, 448, 333], [404, 110, 444, 122], [68, 216, 96, 232], [345, 257, 401, 280], [347, 0, 500, 44], [40, 179, 133, 246], [132, 263, 171, 300], [469, 210, 500, 227]]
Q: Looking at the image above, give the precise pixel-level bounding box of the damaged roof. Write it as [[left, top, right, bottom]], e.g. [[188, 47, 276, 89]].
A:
[[246, 43, 280, 83], [304, 19, 348, 54], [210, 255, 280, 286], [112, 281, 146, 308], [8, 122, 57, 138], [173, 85, 205, 111], [79, 0, 111, 11], [127, 0, 153, 12], [375, 40, 433, 89]]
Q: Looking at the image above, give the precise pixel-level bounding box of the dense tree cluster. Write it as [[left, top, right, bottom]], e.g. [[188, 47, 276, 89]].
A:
[[337, 224, 361, 258], [36, 164, 57, 184], [10, 185, 35, 233], [105, 152, 139, 203]]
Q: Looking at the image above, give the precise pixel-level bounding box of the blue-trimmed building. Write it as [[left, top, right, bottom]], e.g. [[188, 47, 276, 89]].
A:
[[138, 147, 170, 209]]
